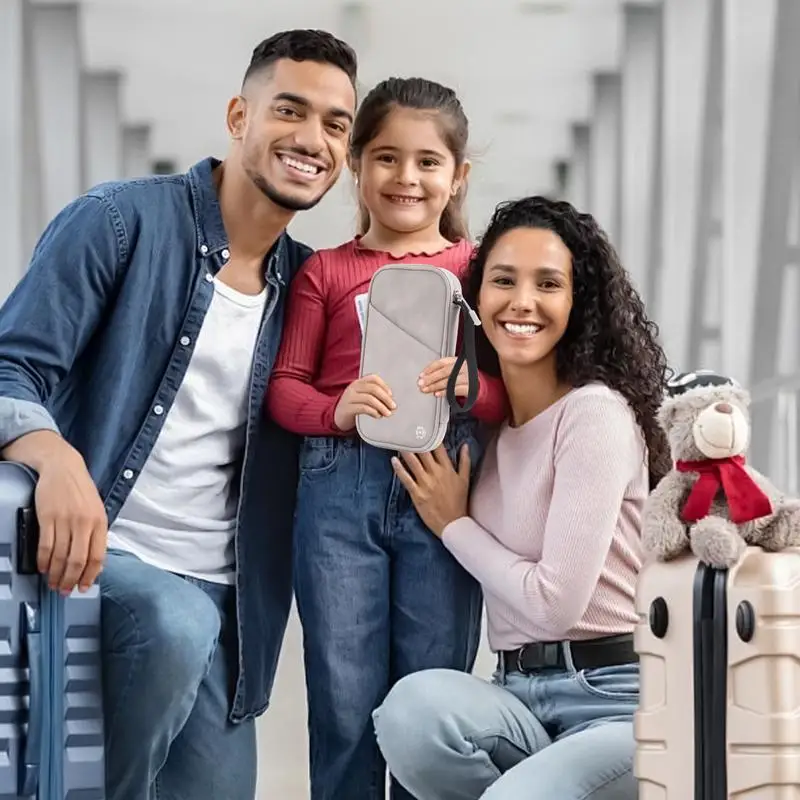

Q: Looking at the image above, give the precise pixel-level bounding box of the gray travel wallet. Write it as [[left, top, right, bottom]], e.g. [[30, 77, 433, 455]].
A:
[[356, 264, 481, 452]]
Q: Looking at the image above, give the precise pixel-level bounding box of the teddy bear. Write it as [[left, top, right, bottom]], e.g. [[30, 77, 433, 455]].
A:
[[643, 369, 800, 569]]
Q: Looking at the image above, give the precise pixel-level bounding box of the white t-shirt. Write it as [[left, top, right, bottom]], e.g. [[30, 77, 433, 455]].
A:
[[107, 277, 267, 584]]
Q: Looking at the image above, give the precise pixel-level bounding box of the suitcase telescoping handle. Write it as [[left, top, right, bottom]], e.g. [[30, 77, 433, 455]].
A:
[[17, 505, 43, 796], [446, 293, 481, 414], [693, 563, 731, 800]]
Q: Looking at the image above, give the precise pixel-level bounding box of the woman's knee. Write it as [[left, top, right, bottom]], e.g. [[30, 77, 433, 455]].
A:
[[482, 721, 636, 800], [373, 669, 466, 768]]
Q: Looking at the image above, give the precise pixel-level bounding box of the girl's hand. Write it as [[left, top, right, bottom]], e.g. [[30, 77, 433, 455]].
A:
[[333, 374, 395, 431], [418, 357, 469, 398], [392, 445, 471, 536]]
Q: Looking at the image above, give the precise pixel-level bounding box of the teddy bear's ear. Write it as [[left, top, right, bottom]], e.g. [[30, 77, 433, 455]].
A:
[[726, 384, 751, 409]]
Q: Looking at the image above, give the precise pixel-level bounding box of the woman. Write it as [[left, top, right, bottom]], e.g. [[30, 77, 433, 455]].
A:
[[371, 195, 670, 800]]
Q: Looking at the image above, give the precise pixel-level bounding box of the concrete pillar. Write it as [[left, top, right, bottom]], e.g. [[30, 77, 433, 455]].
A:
[[739, 0, 793, 386], [152, 159, 178, 175], [339, 2, 369, 55], [588, 72, 622, 244], [83, 70, 124, 188], [0, 0, 42, 301], [771, 388, 799, 494], [725, 0, 799, 476], [122, 123, 152, 179], [564, 123, 591, 212], [29, 2, 83, 222], [654, 0, 715, 369], [551, 160, 570, 200], [686, 0, 725, 371], [619, 2, 663, 301]]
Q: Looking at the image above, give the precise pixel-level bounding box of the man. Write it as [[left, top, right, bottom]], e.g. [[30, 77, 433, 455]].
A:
[[0, 29, 358, 800]]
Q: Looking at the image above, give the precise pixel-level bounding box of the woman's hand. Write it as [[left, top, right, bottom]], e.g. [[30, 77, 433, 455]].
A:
[[418, 357, 469, 398], [391, 445, 471, 536]]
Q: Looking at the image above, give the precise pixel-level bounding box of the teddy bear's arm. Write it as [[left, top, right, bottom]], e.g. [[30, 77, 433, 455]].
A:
[[740, 465, 786, 543], [740, 465, 800, 550], [642, 470, 693, 560]]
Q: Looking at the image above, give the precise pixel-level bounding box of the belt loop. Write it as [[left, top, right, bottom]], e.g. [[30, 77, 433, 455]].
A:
[[562, 641, 578, 674]]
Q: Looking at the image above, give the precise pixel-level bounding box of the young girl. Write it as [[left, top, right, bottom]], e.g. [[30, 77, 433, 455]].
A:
[[266, 77, 508, 800], [373, 196, 671, 800]]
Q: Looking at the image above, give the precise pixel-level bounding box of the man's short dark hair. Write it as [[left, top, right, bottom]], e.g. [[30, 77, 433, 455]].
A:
[[243, 29, 358, 88]]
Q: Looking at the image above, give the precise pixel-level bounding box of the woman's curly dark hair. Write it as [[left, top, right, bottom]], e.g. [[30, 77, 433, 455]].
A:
[[464, 195, 672, 487]]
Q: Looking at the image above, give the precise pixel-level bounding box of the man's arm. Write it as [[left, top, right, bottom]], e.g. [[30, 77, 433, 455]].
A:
[[0, 192, 128, 445], [0, 192, 128, 593]]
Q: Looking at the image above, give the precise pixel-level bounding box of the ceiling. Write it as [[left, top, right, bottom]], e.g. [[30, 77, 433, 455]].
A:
[[45, 0, 635, 246]]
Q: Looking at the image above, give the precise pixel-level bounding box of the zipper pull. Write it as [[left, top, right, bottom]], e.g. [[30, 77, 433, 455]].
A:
[[454, 292, 481, 327]]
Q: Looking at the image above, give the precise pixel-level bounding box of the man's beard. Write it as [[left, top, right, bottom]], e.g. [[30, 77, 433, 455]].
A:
[[248, 169, 327, 213]]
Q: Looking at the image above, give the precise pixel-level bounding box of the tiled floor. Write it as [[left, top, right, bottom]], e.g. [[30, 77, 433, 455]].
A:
[[255, 604, 495, 798]]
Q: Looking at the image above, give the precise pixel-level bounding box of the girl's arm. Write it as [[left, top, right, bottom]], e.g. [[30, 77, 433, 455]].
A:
[[265, 254, 343, 435], [469, 371, 509, 425], [442, 392, 643, 640]]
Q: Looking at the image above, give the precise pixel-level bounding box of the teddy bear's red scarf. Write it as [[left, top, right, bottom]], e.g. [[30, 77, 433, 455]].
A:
[[675, 455, 772, 524]]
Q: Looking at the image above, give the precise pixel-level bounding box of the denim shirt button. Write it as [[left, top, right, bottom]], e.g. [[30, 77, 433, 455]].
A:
[[222, 248, 230, 260], [180, 336, 190, 346], [122, 469, 134, 480], [200, 244, 208, 255], [204, 273, 213, 282], [153, 404, 164, 416]]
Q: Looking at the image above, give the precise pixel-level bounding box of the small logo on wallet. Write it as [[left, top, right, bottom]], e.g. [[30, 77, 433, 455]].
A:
[[415, 426, 426, 440]]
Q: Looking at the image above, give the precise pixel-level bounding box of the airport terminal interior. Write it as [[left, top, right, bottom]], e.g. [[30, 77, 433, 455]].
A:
[[2, 0, 800, 795]]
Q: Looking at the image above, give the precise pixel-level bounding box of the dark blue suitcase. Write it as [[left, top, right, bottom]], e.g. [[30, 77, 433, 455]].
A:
[[0, 462, 105, 799]]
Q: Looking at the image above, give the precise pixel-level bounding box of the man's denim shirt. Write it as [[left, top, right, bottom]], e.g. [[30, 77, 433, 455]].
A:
[[0, 157, 311, 722]]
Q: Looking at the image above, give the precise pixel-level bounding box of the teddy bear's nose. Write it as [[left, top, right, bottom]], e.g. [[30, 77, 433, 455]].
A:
[[715, 402, 733, 414]]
